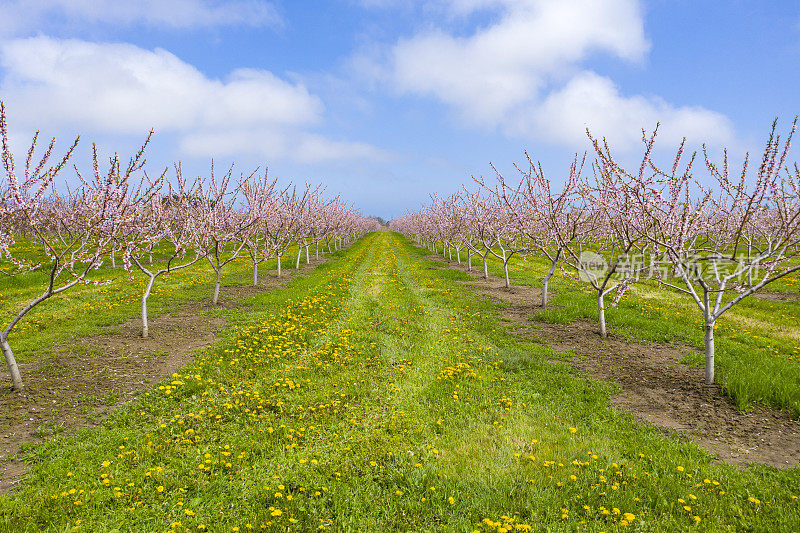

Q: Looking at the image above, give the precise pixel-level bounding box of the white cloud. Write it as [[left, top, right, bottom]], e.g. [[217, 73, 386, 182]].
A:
[[528, 71, 735, 149], [386, 0, 649, 123], [0, 36, 386, 163], [359, 0, 736, 150], [0, 0, 282, 35]]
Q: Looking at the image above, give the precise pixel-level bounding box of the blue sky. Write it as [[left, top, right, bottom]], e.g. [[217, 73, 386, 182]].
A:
[[0, 0, 798, 219]]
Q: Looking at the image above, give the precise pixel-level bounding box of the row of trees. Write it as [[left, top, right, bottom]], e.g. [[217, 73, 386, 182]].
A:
[[0, 103, 378, 390], [391, 119, 800, 386]]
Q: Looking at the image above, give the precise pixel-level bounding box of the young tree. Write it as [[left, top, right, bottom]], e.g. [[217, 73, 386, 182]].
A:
[[307, 193, 340, 261], [240, 170, 280, 286], [125, 166, 205, 338], [291, 185, 328, 269], [0, 103, 157, 389], [495, 152, 592, 306], [196, 163, 256, 305], [590, 119, 800, 383], [430, 193, 468, 264], [475, 185, 524, 289], [458, 190, 497, 280], [264, 185, 306, 278], [560, 155, 648, 338]]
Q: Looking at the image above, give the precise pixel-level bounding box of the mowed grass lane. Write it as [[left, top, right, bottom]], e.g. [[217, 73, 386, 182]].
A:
[[1, 231, 798, 531]]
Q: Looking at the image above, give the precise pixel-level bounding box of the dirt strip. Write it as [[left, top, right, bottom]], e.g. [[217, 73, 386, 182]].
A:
[[426, 252, 800, 469], [0, 257, 330, 492]]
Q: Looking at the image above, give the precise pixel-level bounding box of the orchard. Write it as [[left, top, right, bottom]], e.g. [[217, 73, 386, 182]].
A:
[[2, 104, 800, 532], [393, 120, 800, 386]]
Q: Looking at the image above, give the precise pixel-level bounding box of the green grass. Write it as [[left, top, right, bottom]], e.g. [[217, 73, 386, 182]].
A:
[[451, 244, 800, 415], [1, 232, 798, 531], [0, 239, 311, 361]]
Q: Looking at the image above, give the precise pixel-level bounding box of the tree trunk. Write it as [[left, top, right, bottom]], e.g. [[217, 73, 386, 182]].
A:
[[277, 253, 282, 277], [252, 259, 258, 286], [467, 251, 472, 270], [1, 337, 23, 391], [212, 268, 221, 305], [483, 256, 489, 279], [704, 318, 715, 384], [305, 244, 310, 264], [542, 259, 559, 308], [598, 292, 607, 338], [295, 246, 302, 269], [456, 248, 461, 264], [315, 241, 319, 259], [142, 274, 155, 338], [501, 249, 510, 288], [111, 250, 116, 268]]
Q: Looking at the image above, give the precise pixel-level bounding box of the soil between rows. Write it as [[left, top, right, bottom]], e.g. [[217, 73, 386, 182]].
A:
[[426, 253, 800, 469], [0, 257, 329, 492]]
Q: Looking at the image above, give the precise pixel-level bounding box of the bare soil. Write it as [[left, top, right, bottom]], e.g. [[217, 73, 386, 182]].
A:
[[426, 249, 800, 468], [528, 319, 800, 469], [0, 255, 332, 492], [751, 289, 800, 303]]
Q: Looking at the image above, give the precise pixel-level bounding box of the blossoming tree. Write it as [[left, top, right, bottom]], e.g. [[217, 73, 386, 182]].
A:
[[0, 103, 158, 389], [492, 152, 592, 306], [125, 165, 205, 338], [589, 119, 800, 383]]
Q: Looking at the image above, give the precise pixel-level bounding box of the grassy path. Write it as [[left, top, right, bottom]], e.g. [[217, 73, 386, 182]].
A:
[[0, 232, 798, 531]]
